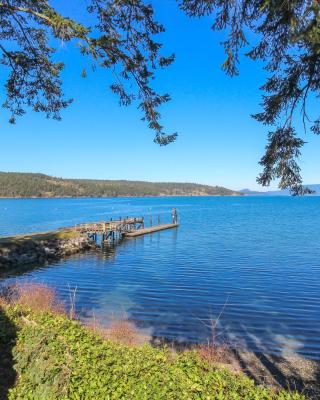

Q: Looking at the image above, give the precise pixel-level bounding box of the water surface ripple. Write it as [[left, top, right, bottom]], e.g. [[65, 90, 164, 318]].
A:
[[1, 197, 319, 359]]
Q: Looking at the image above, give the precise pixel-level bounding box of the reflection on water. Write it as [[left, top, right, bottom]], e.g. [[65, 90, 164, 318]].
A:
[[1, 196, 320, 360]]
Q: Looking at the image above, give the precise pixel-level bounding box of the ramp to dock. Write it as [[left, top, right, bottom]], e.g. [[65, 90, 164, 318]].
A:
[[123, 223, 178, 237]]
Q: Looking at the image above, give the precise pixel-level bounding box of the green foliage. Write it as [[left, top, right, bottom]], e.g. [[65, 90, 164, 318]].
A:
[[2, 306, 304, 400], [0, 171, 241, 197], [0, 0, 175, 144], [0, 306, 16, 399]]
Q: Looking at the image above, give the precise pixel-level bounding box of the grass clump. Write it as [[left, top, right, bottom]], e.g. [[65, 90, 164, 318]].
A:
[[87, 315, 149, 346], [104, 319, 141, 346], [197, 342, 233, 366], [9, 283, 65, 315]]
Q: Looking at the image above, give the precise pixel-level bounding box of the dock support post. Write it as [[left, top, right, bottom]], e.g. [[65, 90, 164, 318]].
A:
[[150, 215, 153, 226]]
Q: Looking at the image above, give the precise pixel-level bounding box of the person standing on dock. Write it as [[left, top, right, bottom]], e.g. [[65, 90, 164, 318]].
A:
[[171, 208, 177, 224]]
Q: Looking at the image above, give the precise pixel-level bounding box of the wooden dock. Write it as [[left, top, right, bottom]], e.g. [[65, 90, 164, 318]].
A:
[[73, 212, 178, 243], [123, 223, 178, 237], [75, 217, 144, 236]]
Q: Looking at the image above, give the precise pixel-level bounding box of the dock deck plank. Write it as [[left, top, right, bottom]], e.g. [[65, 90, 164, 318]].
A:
[[123, 223, 178, 237]]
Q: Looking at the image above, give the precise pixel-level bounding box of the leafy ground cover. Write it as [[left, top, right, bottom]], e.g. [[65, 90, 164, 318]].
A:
[[0, 299, 305, 400]]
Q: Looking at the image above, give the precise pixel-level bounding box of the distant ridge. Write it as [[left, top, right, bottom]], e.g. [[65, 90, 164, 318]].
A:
[[0, 172, 242, 198], [239, 188, 265, 195], [240, 185, 320, 196]]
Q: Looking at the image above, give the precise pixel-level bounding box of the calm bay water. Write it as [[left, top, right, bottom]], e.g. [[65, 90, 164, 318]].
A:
[[1, 196, 320, 359]]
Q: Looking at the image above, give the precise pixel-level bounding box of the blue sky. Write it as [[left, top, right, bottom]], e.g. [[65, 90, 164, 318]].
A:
[[1, 0, 319, 191]]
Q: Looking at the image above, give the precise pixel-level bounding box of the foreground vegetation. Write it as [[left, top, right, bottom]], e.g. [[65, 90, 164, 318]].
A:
[[0, 172, 241, 198], [0, 284, 304, 400]]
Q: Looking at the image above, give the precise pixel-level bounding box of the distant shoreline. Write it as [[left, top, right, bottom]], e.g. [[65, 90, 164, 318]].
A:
[[2, 172, 319, 198], [0, 194, 242, 199], [2, 194, 320, 199], [0, 172, 242, 198]]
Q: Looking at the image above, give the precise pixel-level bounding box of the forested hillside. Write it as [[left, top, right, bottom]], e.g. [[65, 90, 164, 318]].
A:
[[0, 172, 241, 198]]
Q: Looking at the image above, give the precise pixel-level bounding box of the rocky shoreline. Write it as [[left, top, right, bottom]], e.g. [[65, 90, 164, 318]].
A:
[[151, 337, 320, 399], [0, 230, 95, 271]]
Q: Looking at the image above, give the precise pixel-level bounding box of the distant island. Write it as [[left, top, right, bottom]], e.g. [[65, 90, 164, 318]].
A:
[[0, 172, 242, 198], [240, 185, 320, 196]]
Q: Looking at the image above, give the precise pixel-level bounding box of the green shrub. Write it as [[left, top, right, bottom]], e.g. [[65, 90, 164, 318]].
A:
[[2, 306, 304, 400]]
